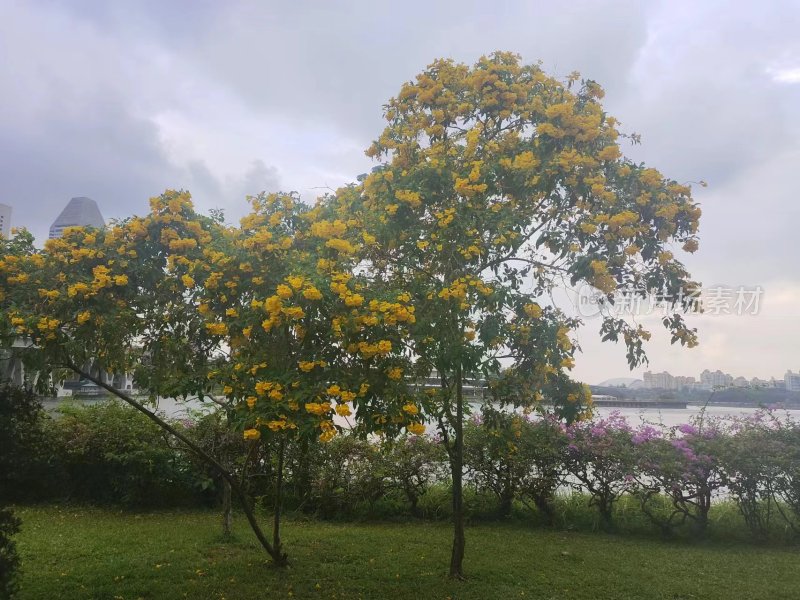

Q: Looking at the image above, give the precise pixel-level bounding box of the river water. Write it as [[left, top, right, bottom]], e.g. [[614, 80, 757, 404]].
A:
[[43, 396, 800, 430], [592, 404, 800, 427]]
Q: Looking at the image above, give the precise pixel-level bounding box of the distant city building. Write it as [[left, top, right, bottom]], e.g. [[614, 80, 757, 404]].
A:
[[700, 369, 734, 389], [643, 371, 677, 390], [786, 371, 800, 393], [632, 370, 798, 392], [49, 197, 105, 239], [0, 203, 11, 237]]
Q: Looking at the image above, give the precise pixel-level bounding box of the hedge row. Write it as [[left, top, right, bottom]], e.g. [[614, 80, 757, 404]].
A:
[[3, 387, 800, 543]]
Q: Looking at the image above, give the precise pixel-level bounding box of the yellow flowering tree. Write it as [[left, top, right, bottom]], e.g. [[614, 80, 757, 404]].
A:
[[0, 189, 421, 565], [0, 191, 292, 564], [353, 52, 701, 577], [190, 191, 419, 558]]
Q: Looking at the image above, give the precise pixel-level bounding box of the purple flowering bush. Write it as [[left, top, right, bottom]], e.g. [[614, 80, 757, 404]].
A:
[[772, 422, 800, 533], [716, 411, 787, 539], [632, 417, 726, 537], [563, 412, 636, 530]]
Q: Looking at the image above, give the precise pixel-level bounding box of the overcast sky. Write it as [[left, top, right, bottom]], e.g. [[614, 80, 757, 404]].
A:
[[2, 0, 799, 383]]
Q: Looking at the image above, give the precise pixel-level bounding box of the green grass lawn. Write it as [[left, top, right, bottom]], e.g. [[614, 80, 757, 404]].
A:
[[12, 506, 800, 599]]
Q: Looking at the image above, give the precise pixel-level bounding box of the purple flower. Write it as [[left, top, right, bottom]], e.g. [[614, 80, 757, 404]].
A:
[[591, 426, 607, 437], [632, 425, 661, 445]]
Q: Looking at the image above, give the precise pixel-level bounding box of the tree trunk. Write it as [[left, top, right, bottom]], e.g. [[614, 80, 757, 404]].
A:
[[297, 436, 312, 513], [221, 479, 233, 539], [69, 363, 288, 566], [598, 496, 614, 532], [273, 436, 286, 560], [499, 487, 514, 519], [449, 365, 466, 579], [533, 493, 555, 526]]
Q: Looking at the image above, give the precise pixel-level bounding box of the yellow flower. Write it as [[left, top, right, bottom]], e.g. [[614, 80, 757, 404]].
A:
[[402, 403, 419, 415], [169, 238, 198, 252], [76, 311, 91, 325], [597, 145, 621, 161], [113, 275, 128, 286], [282, 306, 305, 320], [286, 275, 304, 290], [67, 282, 90, 297], [205, 322, 228, 335], [344, 294, 364, 307], [276, 284, 293, 299], [387, 367, 403, 381], [303, 286, 322, 300], [523, 303, 542, 318], [181, 274, 195, 287], [395, 189, 422, 207], [243, 428, 261, 441], [305, 402, 331, 416], [325, 238, 356, 254], [335, 404, 352, 417], [407, 423, 426, 435], [298, 361, 316, 372]]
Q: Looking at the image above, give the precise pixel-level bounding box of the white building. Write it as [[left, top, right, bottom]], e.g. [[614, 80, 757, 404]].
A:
[[700, 369, 734, 389], [786, 371, 800, 393], [49, 197, 105, 239], [0, 203, 11, 237], [643, 371, 677, 390]]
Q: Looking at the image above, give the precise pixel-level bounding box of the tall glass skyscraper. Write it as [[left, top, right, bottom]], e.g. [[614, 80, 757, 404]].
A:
[[48, 197, 105, 239], [0, 203, 11, 237]]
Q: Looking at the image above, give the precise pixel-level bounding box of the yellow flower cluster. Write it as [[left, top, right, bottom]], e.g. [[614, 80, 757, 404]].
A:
[[205, 322, 228, 335], [266, 418, 296, 431], [303, 286, 323, 300], [325, 238, 356, 254], [523, 303, 542, 318], [434, 208, 456, 228], [304, 402, 331, 416], [243, 428, 261, 441], [387, 367, 404, 380], [407, 423, 426, 435], [395, 189, 422, 207], [350, 339, 392, 358], [310, 219, 347, 239], [168, 238, 198, 252], [319, 420, 336, 442], [298, 359, 327, 372]]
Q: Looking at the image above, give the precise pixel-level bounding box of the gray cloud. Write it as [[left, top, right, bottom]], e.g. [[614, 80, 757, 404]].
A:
[[2, 0, 798, 381]]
